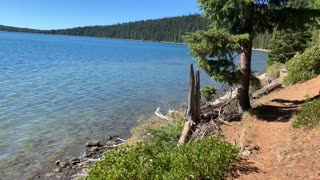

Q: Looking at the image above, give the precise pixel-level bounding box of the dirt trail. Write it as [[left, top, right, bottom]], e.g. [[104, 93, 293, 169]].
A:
[[222, 76, 320, 180]]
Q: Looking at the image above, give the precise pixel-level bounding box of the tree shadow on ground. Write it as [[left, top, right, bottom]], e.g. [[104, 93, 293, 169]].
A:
[[250, 105, 297, 122], [229, 157, 261, 178], [271, 95, 320, 106], [250, 95, 320, 122]]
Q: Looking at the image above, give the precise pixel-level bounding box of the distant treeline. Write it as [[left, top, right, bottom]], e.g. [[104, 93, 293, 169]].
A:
[[0, 14, 270, 49]]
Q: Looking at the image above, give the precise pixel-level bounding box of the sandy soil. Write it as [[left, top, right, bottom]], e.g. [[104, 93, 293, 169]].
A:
[[221, 76, 320, 180]]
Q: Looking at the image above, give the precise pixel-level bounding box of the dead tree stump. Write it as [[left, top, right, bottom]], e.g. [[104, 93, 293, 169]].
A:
[[178, 64, 200, 144]]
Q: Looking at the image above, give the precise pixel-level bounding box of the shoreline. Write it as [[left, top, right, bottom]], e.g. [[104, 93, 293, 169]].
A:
[[34, 70, 268, 179], [1, 31, 268, 51], [252, 48, 268, 52]]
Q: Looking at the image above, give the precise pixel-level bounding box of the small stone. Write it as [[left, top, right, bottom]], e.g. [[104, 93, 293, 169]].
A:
[[90, 146, 101, 152], [53, 168, 61, 172], [252, 149, 259, 154], [70, 157, 81, 165], [277, 148, 289, 162], [106, 135, 113, 140], [246, 144, 259, 151], [279, 67, 288, 79], [45, 173, 53, 177], [55, 160, 62, 166], [59, 161, 69, 168], [242, 149, 251, 156], [85, 141, 102, 147]]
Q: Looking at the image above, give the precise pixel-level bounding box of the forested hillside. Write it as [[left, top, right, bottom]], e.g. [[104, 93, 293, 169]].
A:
[[0, 14, 270, 48]]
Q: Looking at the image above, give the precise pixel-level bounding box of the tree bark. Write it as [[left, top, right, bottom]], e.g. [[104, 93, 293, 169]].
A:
[[252, 80, 282, 99], [178, 65, 202, 144], [238, 36, 253, 114], [194, 69, 200, 123], [179, 64, 196, 144], [238, 2, 254, 114], [186, 64, 195, 122]]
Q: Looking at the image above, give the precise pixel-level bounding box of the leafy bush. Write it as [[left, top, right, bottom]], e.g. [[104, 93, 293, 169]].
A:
[[147, 119, 184, 147], [201, 86, 217, 101], [266, 62, 285, 80], [88, 135, 239, 180], [292, 98, 320, 129], [284, 46, 320, 85]]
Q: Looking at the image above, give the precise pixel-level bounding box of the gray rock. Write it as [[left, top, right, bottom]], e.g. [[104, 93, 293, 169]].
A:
[[53, 168, 61, 172], [242, 149, 251, 156], [70, 157, 81, 165], [106, 135, 113, 140], [59, 161, 70, 168], [55, 160, 62, 166], [85, 141, 102, 147]]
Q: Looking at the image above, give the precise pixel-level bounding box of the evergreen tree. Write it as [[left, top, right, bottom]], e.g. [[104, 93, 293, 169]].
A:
[[267, 0, 319, 66], [1, 14, 272, 49], [267, 30, 309, 65], [184, 0, 320, 113]]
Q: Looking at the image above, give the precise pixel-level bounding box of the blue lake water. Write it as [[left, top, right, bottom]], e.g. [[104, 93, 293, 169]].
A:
[[0, 32, 267, 178]]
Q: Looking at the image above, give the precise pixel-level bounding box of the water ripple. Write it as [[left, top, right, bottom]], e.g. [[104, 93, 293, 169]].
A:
[[0, 32, 267, 179]]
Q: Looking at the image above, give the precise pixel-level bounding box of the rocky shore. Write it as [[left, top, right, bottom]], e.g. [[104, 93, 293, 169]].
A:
[[33, 136, 126, 180], [33, 68, 279, 180]]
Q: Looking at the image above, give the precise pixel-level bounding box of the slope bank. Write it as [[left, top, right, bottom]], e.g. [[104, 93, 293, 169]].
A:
[[221, 75, 320, 179]]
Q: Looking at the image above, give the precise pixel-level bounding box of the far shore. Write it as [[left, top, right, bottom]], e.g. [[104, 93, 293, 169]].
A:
[[2, 31, 269, 51], [252, 48, 268, 52]]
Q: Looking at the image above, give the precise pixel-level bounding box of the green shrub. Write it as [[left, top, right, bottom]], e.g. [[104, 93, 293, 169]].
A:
[[292, 98, 320, 129], [147, 119, 184, 147], [201, 86, 217, 101], [266, 62, 285, 80], [284, 46, 320, 85], [127, 110, 184, 145], [88, 135, 239, 180]]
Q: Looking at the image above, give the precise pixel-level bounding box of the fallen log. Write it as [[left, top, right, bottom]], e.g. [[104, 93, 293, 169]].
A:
[[178, 121, 195, 144], [252, 80, 282, 99]]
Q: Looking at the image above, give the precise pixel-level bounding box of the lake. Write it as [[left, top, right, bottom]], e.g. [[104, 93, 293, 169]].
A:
[[0, 32, 267, 178]]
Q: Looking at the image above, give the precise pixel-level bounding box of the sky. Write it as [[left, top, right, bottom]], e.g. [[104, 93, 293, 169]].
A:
[[0, 0, 201, 30]]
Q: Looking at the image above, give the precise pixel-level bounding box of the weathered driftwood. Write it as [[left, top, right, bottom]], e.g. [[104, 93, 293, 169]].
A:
[[190, 98, 239, 141], [155, 107, 169, 120], [178, 64, 200, 145], [252, 80, 282, 99], [178, 65, 241, 144], [154, 107, 181, 120]]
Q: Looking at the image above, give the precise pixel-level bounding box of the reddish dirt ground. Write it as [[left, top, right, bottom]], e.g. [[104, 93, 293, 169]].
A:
[[221, 76, 320, 180]]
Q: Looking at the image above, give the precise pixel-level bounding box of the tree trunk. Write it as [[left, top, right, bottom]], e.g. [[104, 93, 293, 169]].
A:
[[238, 36, 253, 114], [178, 64, 201, 145], [194, 70, 200, 123], [186, 64, 195, 122], [238, 2, 254, 114]]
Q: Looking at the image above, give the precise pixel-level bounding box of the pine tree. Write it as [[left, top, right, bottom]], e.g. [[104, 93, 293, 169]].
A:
[[267, 30, 309, 65], [184, 0, 320, 113]]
